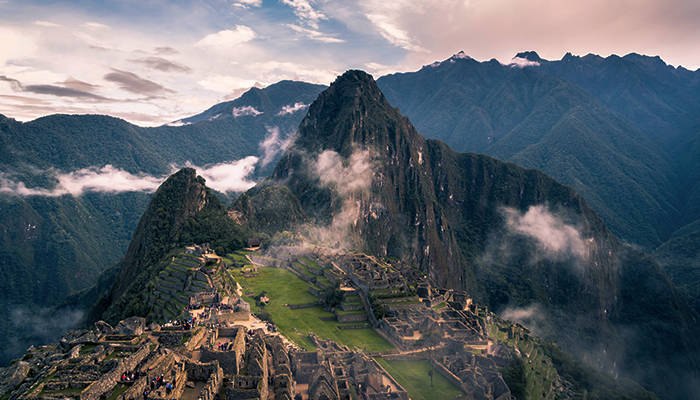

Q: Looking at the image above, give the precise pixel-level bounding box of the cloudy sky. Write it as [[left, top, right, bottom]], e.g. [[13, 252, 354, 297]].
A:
[[1, 0, 699, 127]]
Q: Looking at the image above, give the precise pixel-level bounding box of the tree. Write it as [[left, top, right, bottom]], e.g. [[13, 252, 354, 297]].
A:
[[414, 331, 443, 386], [324, 283, 344, 307]]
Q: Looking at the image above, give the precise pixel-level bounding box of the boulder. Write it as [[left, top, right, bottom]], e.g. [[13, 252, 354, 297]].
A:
[[148, 323, 161, 332], [95, 321, 114, 335], [115, 317, 146, 336], [69, 332, 99, 347], [7, 361, 30, 388]]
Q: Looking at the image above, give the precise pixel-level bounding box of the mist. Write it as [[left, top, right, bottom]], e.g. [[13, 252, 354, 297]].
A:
[[296, 149, 373, 248], [258, 126, 292, 167], [503, 205, 587, 261], [2, 306, 84, 366], [0, 158, 261, 197]]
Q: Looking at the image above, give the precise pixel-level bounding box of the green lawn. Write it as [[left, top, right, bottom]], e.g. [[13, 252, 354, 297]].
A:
[[375, 358, 464, 400], [236, 267, 393, 352]]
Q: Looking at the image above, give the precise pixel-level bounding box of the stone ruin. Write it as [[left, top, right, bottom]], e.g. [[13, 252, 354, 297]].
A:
[[289, 334, 409, 400], [438, 352, 511, 400]]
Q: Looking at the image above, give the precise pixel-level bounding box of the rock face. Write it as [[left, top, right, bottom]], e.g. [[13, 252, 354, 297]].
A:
[[240, 70, 700, 399], [115, 317, 146, 336], [94, 321, 114, 335]]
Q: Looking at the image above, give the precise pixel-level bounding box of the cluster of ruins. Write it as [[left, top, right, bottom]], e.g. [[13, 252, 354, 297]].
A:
[[1, 244, 542, 400]]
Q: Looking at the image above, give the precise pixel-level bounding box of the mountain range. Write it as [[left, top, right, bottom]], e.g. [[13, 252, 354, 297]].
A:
[[0, 50, 699, 399], [376, 51, 700, 316]]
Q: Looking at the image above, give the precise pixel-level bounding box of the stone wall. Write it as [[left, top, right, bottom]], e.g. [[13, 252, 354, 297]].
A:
[[307, 286, 322, 298], [200, 328, 245, 375], [185, 328, 207, 351], [286, 303, 319, 309], [375, 296, 420, 304], [341, 302, 364, 311], [80, 344, 150, 400], [385, 302, 425, 312], [431, 359, 468, 394], [118, 375, 148, 400], [214, 311, 250, 323], [337, 323, 370, 329], [185, 361, 223, 400], [335, 312, 367, 323]]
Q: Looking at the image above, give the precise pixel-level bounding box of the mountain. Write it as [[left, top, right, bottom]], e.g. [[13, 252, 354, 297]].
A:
[[83, 167, 250, 325], [238, 70, 700, 399], [515, 51, 700, 146], [376, 55, 683, 250], [0, 80, 325, 366]]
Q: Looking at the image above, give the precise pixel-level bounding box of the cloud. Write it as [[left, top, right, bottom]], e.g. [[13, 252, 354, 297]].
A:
[[0, 75, 109, 100], [315, 149, 372, 194], [103, 68, 175, 95], [186, 157, 259, 193], [502, 205, 587, 260], [153, 46, 180, 55], [0, 166, 163, 197], [128, 56, 193, 73], [365, 12, 427, 52], [83, 22, 110, 29], [0, 158, 261, 197], [5, 306, 84, 366], [231, 105, 262, 117], [281, 0, 327, 29], [195, 26, 257, 49], [258, 126, 292, 167], [0, 27, 37, 65], [246, 61, 338, 85], [286, 24, 345, 43], [61, 77, 99, 92], [501, 304, 548, 336], [510, 57, 540, 68], [277, 102, 308, 115], [34, 21, 61, 27], [307, 149, 374, 247], [232, 0, 262, 8]]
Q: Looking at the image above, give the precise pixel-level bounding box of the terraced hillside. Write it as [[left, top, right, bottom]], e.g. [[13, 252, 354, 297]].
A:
[[146, 252, 215, 323]]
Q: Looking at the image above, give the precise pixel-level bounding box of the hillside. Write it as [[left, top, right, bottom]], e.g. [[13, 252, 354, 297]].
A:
[[84, 168, 251, 326], [0, 81, 325, 366], [238, 70, 700, 398]]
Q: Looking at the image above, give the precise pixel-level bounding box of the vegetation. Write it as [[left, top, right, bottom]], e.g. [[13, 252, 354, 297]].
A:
[[236, 267, 393, 352], [375, 358, 463, 400], [414, 331, 443, 386], [499, 353, 529, 400], [323, 283, 344, 307]]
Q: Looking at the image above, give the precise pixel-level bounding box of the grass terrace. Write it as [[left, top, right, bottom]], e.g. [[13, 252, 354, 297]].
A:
[[335, 309, 366, 316], [236, 267, 393, 352], [375, 358, 463, 400], [298, 256, 321, 269]]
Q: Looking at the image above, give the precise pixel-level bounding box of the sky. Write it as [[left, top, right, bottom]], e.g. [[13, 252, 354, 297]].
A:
[[1, 0, 700, 127]]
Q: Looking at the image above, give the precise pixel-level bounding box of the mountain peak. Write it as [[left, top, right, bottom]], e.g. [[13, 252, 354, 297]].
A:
[[515, 51, 542, 62]]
